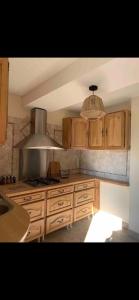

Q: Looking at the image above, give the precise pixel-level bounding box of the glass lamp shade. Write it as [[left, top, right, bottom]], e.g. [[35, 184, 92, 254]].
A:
[[80, 95, 106, 119]]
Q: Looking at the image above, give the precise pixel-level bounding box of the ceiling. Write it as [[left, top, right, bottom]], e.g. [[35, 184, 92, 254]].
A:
[[9, 58, 78, 96], [9, 58, 139, 111]]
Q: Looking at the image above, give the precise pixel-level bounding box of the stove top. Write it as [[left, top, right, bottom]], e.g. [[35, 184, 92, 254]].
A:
[[24, 177, 61, 187]]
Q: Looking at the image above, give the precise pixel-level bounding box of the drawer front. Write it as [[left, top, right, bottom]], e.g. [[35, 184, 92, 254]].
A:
[[23, 200, 46, 221], [47, 194, 73, 216], [47, 185, 74, 198], [74, 188, 95, 206], [25, 219, 44, 242], [75, 181, 95, 191], [46, 209, 73, 234], [11, 191, 46, 205], [74, 202, 93, 221]]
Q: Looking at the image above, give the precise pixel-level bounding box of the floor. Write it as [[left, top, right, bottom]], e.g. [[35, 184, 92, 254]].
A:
[[43, 215, 139, 243]]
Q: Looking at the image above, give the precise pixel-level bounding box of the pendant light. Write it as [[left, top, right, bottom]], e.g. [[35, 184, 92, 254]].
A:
[[80, 85, 106, 119]]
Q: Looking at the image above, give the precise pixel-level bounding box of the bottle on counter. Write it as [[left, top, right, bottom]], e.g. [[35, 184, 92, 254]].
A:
[[13, 176, 16, 183]]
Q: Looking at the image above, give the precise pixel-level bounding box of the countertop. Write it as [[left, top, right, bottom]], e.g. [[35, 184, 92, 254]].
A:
[[0, 174, 129, 198], [0, 192, 30, 242]]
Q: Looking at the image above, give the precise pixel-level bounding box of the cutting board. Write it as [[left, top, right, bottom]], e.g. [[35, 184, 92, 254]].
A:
[[47, 161, 61, 178]]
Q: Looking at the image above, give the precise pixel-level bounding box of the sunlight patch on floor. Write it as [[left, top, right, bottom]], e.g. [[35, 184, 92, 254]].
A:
[[84, 211, 122, 242]]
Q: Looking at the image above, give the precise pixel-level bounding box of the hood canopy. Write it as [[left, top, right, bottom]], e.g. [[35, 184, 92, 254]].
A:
[[15, 108, 63, 150]]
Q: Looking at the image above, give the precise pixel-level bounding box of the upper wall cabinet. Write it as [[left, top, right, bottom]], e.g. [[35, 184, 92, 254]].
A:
[[105, 111, 125, 149], [89, 110, 130, 150], [89, 118, 105, 149], [62, 117, 88, 149], [0, 58, 9, 145], [62, 110, 130, 150]]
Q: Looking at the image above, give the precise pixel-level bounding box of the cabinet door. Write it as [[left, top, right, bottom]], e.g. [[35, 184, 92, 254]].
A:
[[71, 118, 88, 148], [89, 118, 105, 149], [105, 111, 125, 149], [0, 58, 9, 144]]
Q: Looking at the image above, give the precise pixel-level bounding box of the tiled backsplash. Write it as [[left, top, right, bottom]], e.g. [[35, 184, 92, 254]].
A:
[[80, 150, 130, 182], [0, 116, 130, 182]]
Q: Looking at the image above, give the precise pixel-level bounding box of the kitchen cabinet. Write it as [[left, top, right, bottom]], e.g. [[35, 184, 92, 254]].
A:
[[90, 110, 130, 150], [9, 178, 100, 241], [63, 110, 130, 150], [62, 117, 88, 149], [0, 58, 9, 145], [89, 117, 105, 149], [104, 111, 129, 149]]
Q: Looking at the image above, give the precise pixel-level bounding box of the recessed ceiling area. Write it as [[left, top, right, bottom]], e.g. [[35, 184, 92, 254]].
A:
[[9, 57, 78, 96]]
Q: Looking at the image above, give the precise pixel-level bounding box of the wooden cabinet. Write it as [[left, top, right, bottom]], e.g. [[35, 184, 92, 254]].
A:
[[89, 118, 105, 149], [62, 117, 88, 149], [0, 58, 9, 145], [25, 219, 45, 242], [105, 111, 125, 149], [63, 111, 130, 150], [10, 179, 99, 241], [75, 181, 95, 191], [11, 191, 46, 205], [22, 200, 46, 222], [74, 202, 94, 222], [47, 194, 73, 216], [46, 209, 73, 234], [47, 185, 74, 198], [74, 188, 95, 207]]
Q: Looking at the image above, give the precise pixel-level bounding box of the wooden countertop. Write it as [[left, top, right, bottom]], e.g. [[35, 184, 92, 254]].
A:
[[0, 174, 129, 198], [0, 192, 30, 242]]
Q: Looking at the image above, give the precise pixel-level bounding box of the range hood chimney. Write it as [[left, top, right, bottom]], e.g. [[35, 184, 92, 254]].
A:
[[15, 108, 63, 150]]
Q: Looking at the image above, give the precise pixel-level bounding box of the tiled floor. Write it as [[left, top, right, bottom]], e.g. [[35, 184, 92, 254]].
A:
[[43, 216, 139, 243]]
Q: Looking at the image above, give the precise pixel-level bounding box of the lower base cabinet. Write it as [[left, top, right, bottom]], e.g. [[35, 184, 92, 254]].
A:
[[46, 209, 73, 234], [25, 219, 45, 242], [73, 202, 94, 222]]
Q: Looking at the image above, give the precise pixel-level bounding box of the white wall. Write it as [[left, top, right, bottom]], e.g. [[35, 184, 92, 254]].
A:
[[129, 97, 139, 233], [47, 109, 79, 126], [8, 94, 30, 119], [100, 181, 130, 223]]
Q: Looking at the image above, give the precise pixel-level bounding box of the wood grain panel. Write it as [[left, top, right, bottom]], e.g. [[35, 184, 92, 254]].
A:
[[25, 219, 44, 242], [89, 118, 105, 149], [0, 58, 8, 145], [47, 185, 74, 198], [23, 200, 45, 221], [74, 202, 93, 221], [74, 188, 95, 206], [47, 194, 73, 216], [46, 209, 73, 234]]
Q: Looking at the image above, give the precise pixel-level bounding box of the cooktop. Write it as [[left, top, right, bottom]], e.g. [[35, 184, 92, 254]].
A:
[[24, 177, 61, 187]]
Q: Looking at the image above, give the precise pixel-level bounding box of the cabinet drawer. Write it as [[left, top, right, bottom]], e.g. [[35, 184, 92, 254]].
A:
[[47, 185, 74, 198], [11, 191, 46, 205], [74, 188, 95, 206], [75, 181, 95, 191], [47, 194, 73, 216], [22, 200, 46, 221], [46, 209, 73, 234], [74, 202, 93, 221], [25, 219, 44, 242]]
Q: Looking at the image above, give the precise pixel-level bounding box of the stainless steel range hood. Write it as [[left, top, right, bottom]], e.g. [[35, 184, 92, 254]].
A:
[[15, 108, 63, 150]]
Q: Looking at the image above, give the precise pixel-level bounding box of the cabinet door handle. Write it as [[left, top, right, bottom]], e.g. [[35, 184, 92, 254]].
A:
[[58, 201, 64, 206], [57, 218, 64, 224], [24, 196, 31, 201], [102, 128, 104, 136], [105, 128, 108, 136]]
